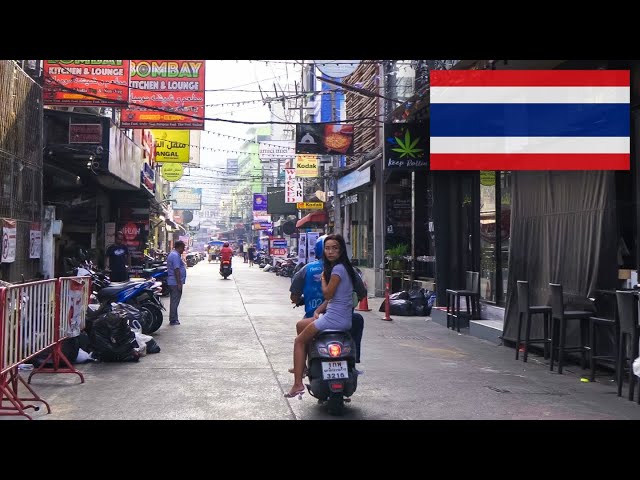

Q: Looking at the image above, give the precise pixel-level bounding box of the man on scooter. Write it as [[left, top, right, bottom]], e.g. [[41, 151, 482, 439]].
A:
[[289, 234, 367, 370], [219, 242, 233, 274]]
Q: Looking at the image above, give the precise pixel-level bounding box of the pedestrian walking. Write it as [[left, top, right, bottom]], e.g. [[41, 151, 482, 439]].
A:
[[105, 231, 131, 282], [248, 244, 256, 267], [167, 240, 187, 326]]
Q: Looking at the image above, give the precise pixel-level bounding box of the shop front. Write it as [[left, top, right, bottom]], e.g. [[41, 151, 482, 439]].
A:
[[337, 167, 373, 266]]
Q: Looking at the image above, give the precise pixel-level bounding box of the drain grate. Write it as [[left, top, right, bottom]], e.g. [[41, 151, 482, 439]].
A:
[[382, 335, 427, 340], [487, 386, 511, 394]]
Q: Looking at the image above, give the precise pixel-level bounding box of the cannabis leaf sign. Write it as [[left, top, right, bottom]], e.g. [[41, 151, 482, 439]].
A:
[[391, 129, 424, 158]]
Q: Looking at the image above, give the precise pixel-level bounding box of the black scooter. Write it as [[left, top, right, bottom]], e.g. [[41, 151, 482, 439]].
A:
[[294, 296, 359, 415]]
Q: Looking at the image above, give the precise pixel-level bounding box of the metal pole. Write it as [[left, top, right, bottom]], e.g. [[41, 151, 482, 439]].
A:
[[331, 90, 341, 236], [411, 170, 415, 283]]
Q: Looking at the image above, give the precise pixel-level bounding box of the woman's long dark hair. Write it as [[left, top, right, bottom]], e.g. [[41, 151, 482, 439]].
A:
[[322, 234, 357, 287]]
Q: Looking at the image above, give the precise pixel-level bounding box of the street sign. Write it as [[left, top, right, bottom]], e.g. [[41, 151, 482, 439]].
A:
[[297, 202, 324, 210]]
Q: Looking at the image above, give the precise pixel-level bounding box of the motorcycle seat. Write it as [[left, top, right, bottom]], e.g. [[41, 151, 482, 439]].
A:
[[97, 281, 142, 299]]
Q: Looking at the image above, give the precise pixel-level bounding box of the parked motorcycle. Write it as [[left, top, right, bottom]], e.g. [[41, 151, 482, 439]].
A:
[[95, 278, 165, 334]]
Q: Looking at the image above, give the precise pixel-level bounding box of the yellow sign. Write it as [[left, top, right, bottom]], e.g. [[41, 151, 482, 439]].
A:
[[297, 202, 324, 210], [151, 130, 190, 163], [295, 155, 319, 177], [161, 163, 184, 182]]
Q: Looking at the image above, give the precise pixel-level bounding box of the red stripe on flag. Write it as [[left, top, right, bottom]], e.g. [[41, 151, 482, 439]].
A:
[[430, 154, 630, 170], [431, 70, 630, 87]]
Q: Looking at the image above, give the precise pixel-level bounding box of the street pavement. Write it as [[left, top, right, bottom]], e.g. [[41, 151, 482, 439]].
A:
[[15, 258, 640, 420]]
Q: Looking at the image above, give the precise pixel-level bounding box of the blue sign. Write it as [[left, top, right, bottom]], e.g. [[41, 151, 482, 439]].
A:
[[253, 193, 267, 211]]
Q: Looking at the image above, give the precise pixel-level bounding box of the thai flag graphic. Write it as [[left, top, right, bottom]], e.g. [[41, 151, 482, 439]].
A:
[[430, 70, 630, 170]]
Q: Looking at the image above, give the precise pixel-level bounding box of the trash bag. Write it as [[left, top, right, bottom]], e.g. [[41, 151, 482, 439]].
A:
[[112, 303, 150, 332], [89, 311, 140, 362], [390, 291, 409, 301], [407, 288, 426, 306], [379, 292, 410, 311], [389, 299, 414, 316], [414, 304, 428, 316], [30, 336, 80, 367], [145, 339, 161, 354]]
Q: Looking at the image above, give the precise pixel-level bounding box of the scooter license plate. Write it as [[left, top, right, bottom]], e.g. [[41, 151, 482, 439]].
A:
[[321, 361, 348, 380]]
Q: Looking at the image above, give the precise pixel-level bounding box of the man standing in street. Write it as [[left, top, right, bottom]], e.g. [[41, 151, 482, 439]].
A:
[[105, 231, 131, 282], [167, 240, 187, 326]]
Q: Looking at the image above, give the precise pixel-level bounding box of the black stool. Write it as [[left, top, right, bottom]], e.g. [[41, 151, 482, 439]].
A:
[[446, 271, 479, 333], [515, 281, 551, 362], [615, 291, 639, 402], [586, 292, 618, 383], [549, 283, 592, 374]]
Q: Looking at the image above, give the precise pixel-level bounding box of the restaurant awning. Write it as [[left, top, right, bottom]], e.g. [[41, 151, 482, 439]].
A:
[[296, 210, 327, 228]]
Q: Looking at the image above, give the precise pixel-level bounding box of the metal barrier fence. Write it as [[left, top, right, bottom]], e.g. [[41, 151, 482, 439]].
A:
[[0, 275, 91, 419], [0, 279, 57, 373]]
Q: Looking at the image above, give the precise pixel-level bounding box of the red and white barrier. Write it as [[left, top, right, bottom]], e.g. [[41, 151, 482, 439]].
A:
[[0, 276, 91, 419]]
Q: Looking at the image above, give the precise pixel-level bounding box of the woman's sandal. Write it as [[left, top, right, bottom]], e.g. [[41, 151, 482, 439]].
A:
[[283, 387, 305, 399]]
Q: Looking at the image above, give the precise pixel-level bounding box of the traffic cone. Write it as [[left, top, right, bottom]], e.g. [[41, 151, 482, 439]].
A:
[[356, 295, 371, 312], [382, 281, 393, 321]]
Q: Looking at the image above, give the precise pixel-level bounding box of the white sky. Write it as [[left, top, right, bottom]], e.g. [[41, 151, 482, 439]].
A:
[[177, 60, 301, 204]]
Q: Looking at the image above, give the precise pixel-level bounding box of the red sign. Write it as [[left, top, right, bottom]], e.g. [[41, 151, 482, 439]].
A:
[[121, 222, 139, 242], [43, 60, 130, 106], [69, 123, 103, 144], [120, 60, 205, 130]]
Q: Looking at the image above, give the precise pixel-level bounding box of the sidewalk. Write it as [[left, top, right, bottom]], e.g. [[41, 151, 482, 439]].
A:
[[12, 260, 640, 420]]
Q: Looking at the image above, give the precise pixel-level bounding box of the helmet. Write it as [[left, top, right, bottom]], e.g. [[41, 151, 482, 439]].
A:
[[315, 235, 328, 260], [223, 242, 229, 247]]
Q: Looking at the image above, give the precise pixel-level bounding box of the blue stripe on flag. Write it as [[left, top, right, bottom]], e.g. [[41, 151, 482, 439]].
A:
[[430, 103, 629, 137]]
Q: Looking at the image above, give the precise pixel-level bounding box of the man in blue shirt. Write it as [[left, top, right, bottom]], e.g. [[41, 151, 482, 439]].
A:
[[289, 235, 366, 366], [167, 240, 187, 326]]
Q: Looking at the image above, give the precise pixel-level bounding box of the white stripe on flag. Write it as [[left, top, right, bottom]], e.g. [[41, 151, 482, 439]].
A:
[[430, 86, 630, 104], [430, 137, 630, 154]]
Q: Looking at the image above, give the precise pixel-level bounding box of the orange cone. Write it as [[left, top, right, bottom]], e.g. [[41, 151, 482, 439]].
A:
[[356, 296, 371, 312]]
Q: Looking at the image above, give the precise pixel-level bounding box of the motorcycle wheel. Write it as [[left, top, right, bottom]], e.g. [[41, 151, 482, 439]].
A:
[[139, 302, 163, 334], [327, 392, 345, 416]]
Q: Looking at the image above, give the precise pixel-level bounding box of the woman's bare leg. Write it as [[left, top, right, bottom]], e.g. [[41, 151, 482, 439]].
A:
[[288, 321, 319, 395]]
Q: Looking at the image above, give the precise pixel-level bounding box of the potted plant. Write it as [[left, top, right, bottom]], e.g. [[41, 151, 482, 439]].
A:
[[385, 243, 409, 270]]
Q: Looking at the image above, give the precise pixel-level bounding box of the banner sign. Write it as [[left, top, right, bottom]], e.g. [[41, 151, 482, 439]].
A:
[[151, 130, 190, 163], [29, 223, 41, 259], [69, 123, 103, 144], [259, 140, 295, 162], [121, 60, 205, 129], [384, 122, 428, 169], [43, 60, 130, 106], [285, 168, 303, 203], [295, 124, 354, 155], [253, 194, 267, 211], [270, 238, 288, 256], [171, 187, 202, 210], [295, 155, 319, 177], [1, 219, 16, 263], [161, 163, 184, 181], [297, 202, 323, 210]]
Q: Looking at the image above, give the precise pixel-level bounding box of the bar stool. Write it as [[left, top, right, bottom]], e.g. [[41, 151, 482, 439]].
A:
[[549, 283, 592, 374], [515, 281, 551, 362], [615, 290, 639, 402], [446, 271, 479, 333], [587, 293, 618, 383]]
